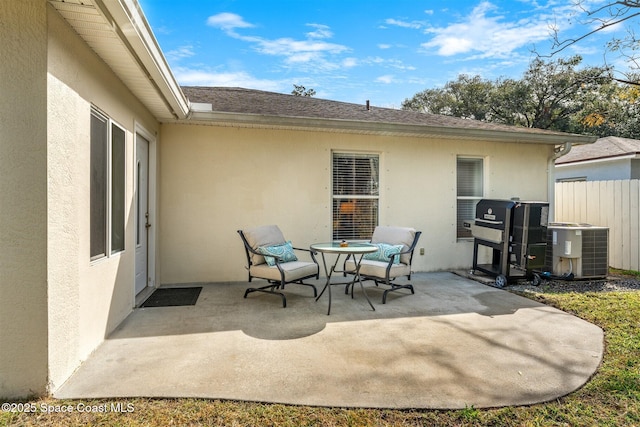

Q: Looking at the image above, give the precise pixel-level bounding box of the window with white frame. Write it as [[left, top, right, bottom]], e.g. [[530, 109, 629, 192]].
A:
[[457, 157, 484, 238], [90, 108, 126, 260], [332, 152, 379, 240]]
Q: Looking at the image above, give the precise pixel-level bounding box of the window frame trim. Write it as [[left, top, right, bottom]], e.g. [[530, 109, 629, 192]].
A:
[[331, 150, 381, 241], [90, 106, 127, 262], [110, 120, 126, 255], [456, 155, 486, 240]]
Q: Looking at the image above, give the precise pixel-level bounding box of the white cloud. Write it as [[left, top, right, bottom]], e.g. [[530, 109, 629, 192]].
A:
[[342, 57, 358, 68], [594, 20, 625, 34], [166, 45, 195, 61], [378, 43, 392, 49], [206, 13, 254, 31], [207, 15, 350, 72], [388, 60, 416, 71], [306, 24, 333, 39], [376, 75, 395, 84], [382, 9, 432, 29], [252, 37, 348, 56], [384, 18, 423, 29], [421, 1, 555, 58], [361, 56, 415, 71]]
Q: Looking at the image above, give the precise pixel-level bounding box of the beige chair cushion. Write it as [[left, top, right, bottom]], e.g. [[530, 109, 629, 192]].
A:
[[344, 259, 411, 279], [371, 226, 416, 265], [243, 225, 286, 265], [250, 261, 319, 282]]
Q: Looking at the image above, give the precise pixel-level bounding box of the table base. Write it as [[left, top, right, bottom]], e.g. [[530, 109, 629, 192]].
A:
[[315, 252, 375, 315]]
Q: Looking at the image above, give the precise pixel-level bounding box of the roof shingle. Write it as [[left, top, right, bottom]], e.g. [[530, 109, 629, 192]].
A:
[[556, 136, 640, 164], [181, 86, 590, 140]]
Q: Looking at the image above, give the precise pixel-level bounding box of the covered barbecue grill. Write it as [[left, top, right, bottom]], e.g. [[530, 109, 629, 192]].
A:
[[464, 199, 549, 287]]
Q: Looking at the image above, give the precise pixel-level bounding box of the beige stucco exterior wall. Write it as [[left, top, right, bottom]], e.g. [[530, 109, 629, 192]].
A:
[[45, 6, 159, 393], [158, 123, 553, 284], [0, 1, 556, 399], [0, 0, 49, 398]]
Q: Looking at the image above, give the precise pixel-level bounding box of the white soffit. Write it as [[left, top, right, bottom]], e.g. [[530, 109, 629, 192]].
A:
[[49, 0, 188, 121]]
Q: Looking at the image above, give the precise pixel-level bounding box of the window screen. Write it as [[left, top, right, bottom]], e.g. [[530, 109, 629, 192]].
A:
[[90, 111, 108, 259], [111, 124, 126, 253], [332, 152, 379, 240], [90, 108, 127, 260], [457, 157, 483, 238]]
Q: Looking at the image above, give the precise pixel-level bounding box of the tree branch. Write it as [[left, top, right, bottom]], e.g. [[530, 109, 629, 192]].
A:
[[550, 11, 640, 56]]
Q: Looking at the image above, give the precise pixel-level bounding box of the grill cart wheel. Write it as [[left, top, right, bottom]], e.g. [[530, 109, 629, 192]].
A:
[[495, 274, 508, 288], [532, 273, 542, 286]]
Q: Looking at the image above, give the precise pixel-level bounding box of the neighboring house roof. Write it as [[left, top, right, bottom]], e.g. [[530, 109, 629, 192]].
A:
[[556, 136, 640, 164], [182, 86, 596, 145]]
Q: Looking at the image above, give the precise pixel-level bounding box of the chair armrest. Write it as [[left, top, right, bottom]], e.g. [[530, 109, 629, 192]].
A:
[[391, 247, 414, 258], [262, 246, 319, 266], [241, 240, 317, 264], [292, 246, 313, 253], [267, 247, 318, 281], [243, 245, 263, 257], [292, 247, 319, 264], [241, 244, 291, 269]]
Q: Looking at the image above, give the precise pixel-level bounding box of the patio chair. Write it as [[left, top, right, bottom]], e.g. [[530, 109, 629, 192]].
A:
[[344, 226, 422, 304], [237, 225, 319, 308]]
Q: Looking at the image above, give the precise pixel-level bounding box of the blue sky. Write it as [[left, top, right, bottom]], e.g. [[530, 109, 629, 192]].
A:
[[139, 0, 630, 108]]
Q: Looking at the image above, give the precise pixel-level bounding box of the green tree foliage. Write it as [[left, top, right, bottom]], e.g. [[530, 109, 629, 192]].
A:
[[574, 77, 640, 137], [402, 75, 493, 120], [491, 56, 609, 130], [291, 85, 316, 97], [401, 55, 640, 138]]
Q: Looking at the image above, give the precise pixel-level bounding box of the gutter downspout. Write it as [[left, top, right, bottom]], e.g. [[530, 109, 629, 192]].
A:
[[548, 142, 572, 221]]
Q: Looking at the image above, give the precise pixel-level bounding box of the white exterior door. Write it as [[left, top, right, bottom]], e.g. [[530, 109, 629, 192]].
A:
[[135, 134, 150, 295]]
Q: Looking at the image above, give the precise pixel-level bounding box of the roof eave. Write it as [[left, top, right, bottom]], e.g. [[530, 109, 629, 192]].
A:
[[186, 110, 598, 144], [50, 0, 190, 120], [556, 152, 640, 166], [98, 0, 189, 119]]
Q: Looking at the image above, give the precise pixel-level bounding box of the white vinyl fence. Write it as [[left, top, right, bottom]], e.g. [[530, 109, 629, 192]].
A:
[[555, 179, 640, 271]]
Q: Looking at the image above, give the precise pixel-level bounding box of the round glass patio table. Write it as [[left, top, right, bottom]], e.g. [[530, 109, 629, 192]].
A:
[[310, 242, 378, 315]]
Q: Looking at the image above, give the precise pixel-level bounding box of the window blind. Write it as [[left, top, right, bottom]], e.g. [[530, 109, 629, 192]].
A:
[[457, 157, 483, 197], [332, 153, 379, 240], [457, 157, 484, 238]]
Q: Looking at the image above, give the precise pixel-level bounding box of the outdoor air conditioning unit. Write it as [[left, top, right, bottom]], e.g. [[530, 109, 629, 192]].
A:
[[545, 223, 609, 279]]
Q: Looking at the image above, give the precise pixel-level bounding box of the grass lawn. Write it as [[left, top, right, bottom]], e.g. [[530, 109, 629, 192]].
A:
[[1, 286, 639, 426]]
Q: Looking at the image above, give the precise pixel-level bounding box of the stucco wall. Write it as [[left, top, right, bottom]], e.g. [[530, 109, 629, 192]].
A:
[[158, 123, 552, 284], [46, 6, 159, 392], [555, 158, 631, 182], [0, 0, 49, 398]]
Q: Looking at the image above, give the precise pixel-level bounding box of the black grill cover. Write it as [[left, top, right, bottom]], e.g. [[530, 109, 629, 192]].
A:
[[474, 199, 516, 230]]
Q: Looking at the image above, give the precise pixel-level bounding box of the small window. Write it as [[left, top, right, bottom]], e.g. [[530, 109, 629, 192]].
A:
[[457, 157, 484, 238], [90, 111, 108, 259], [111, 124, 126, 253], [90, 108, 126, 260], [332, 152, 379, 240]]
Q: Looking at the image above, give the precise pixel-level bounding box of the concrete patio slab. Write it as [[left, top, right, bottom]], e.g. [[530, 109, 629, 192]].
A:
[[54, 272, 603, 409]]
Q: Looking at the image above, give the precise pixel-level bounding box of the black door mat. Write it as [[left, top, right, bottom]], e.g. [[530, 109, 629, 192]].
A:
[[141, 287, 202, 307]]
